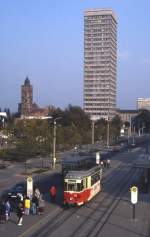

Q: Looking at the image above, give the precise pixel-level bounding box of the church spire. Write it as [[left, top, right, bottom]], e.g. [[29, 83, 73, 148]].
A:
[[24, 76, 30, 86]]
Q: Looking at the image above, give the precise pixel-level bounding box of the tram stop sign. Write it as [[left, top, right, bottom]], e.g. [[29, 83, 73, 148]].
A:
[[27, 176, 33, 198], [131, 186, 138, 204]]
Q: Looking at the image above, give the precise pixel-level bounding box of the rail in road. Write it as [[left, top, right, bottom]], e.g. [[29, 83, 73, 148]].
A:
[[26, 150, 142, 237]]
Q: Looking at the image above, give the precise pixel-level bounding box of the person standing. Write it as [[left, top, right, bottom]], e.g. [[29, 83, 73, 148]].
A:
[[5, 199, 11, 221], [16, 203, 24, 226], [107, 159, 111, 168], [49, 186, 57, 203], [38, 194, 45, 215], [31, 195, 38, 215], [17, 193, 24, 204], [0, 200, 6, 223], [24, 196, 31, 215], [34, 188, 40, 199]]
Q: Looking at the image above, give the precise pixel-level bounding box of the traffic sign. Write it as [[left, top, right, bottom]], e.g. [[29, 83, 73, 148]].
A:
[[27, 176, 33, 198], [27, 177, 32, 182], [131, 186, 138, 204]]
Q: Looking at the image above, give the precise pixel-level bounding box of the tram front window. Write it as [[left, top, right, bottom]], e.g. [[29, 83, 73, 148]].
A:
[[68, 183, 76, 191]]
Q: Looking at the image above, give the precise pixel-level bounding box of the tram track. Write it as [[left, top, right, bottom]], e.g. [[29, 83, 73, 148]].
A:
[[69, 149, 143, 237], [31, 166, 139, 237], [30, 162, 130, 237], [30, 206, 79, 237], [70, 167, 140, 237], [30, 148, 143, 237]]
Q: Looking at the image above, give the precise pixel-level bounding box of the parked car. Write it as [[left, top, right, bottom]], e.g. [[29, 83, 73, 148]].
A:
[[7, 183, 26, 199], [0, 163, 6, 169]]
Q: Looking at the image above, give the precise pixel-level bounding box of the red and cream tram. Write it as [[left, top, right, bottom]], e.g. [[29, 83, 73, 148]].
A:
[[64, 165, 102, 206]]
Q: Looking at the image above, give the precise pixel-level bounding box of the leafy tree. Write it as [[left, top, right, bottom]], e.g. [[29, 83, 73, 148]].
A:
[[111, 115, 122, 140], [135, 110, 150, 133]]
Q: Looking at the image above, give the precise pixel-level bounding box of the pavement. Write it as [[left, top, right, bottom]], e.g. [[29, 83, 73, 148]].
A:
[[97, 190, 150, 237], [0, 194, 63, 237], [0, 164, 63, 237]]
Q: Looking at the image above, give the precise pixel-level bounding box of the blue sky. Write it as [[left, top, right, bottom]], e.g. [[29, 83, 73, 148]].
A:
[[0, 0, 150, 112]]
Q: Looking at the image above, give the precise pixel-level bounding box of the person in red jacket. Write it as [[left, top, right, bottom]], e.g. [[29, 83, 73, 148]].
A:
[[49, 186, 57, 203]]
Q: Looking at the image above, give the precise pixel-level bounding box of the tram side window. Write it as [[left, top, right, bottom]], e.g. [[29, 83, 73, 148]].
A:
[[68, 183, 76, 191], [91, 172, 100, 186]]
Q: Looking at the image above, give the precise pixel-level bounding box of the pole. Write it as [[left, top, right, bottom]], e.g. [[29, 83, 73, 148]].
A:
[[133, 126, 135, 145], [92, 120, 95, 145], [52, 116, 62, 169], [25, 158, 27, 175], [107, 118, 110, 148], [53, 120, 56, 169], [132, 204, 135, 219]]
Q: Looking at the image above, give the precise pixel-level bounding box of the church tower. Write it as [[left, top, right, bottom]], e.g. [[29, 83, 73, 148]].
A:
[[18, 77, 33, 117]]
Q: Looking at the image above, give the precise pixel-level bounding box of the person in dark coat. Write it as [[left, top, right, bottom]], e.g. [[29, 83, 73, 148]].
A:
[[0, 200, 6, 223], [16, 203, 24, 226], [38, 194, 45, 215]]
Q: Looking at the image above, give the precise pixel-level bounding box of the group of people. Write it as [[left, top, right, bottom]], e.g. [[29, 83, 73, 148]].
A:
[[16, 188, 45, 225], [0, 185, 58, 226], [0, 188, 45, 226]]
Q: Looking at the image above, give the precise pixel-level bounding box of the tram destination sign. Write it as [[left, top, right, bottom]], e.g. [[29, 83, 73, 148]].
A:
[[131, 186, 138, 204]]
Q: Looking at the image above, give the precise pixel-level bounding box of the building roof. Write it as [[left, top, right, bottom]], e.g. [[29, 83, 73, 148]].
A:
[[24, 77, 30, 86], [84, 8, 117, 22], [117, 109, 138, 113], [64, 165, 101, 180]]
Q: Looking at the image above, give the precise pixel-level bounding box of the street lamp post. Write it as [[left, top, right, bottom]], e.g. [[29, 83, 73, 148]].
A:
[[41, 116, 52, 168], [52, 117, 62, 169], [129, 115, 132, 137], [91, 120, 95, 145], [129, 115, 135, 145], [53, 120, 56, 169], [106, 118, 110, 148]]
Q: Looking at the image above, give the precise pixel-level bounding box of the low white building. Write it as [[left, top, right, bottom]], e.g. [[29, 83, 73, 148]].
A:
[[137, 98, 150, 110]]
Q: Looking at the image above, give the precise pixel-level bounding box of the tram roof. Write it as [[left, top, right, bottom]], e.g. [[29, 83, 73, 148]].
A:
[[64, 165, 101, 179], [62, 154, 95, 163], [62, 149, 110, 164]]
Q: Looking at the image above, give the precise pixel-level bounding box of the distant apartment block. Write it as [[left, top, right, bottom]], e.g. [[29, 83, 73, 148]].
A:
[[137, 98, 150, 111], [83, 9, 117, 120]]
